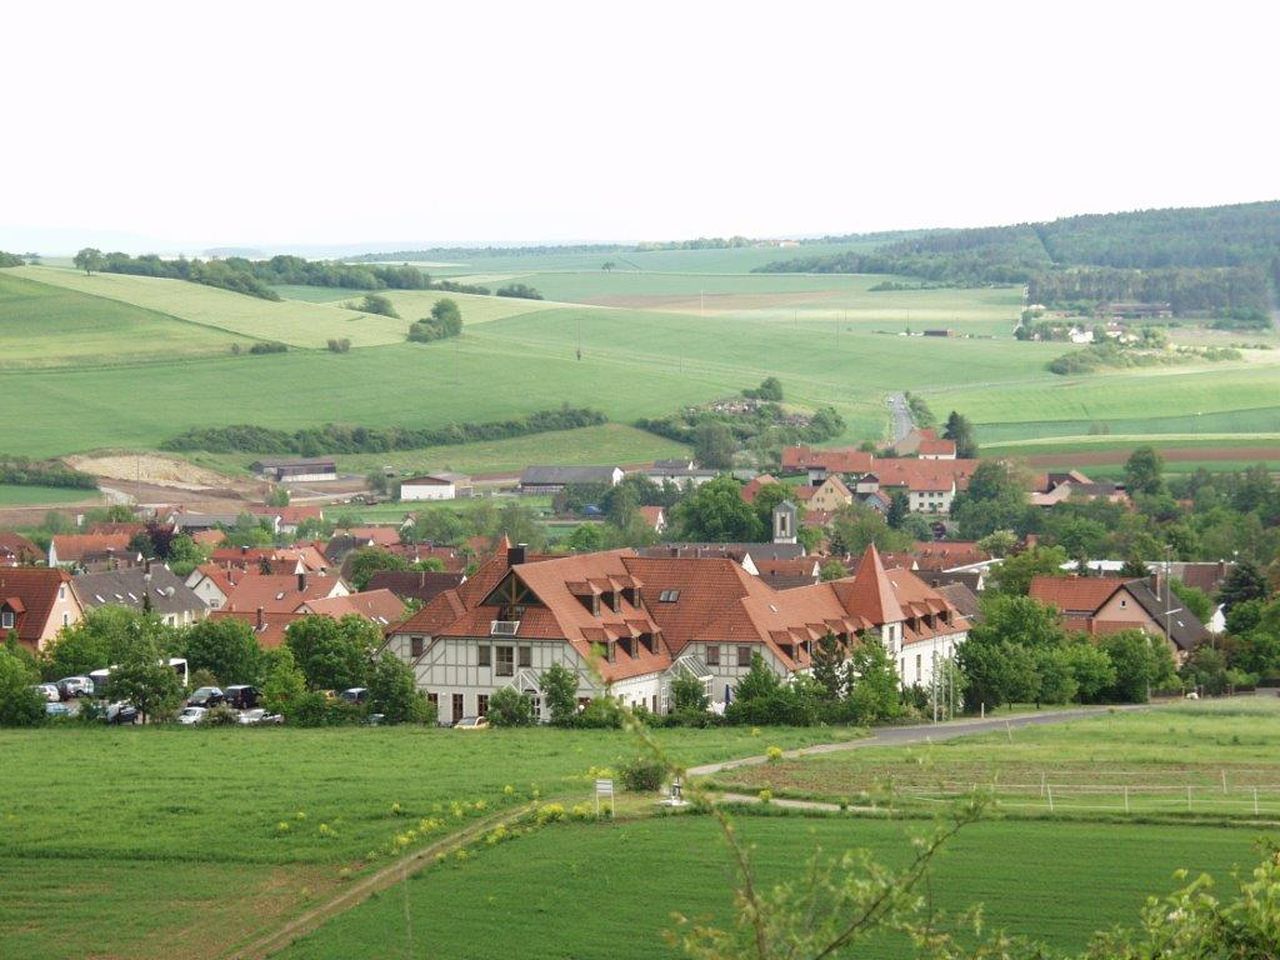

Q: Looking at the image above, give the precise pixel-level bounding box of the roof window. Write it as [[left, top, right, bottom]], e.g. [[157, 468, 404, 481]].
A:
[[659, 589, 680, 603]]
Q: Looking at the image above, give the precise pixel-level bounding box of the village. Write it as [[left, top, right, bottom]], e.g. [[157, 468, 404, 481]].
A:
[[2, 423, 1242, 730]]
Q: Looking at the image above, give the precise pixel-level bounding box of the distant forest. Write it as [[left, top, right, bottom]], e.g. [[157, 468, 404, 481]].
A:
[[757, 201, 1280, 327]]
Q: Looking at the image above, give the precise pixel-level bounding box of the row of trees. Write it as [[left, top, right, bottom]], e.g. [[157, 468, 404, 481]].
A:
[[74, 249, 280, 300], [161, 406, 608, 456]]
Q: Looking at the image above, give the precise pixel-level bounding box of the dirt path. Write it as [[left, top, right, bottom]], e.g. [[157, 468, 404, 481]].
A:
[[226, 804, 533, 960]]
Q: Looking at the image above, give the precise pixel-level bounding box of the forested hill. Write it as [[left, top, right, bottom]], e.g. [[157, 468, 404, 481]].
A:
[[756, 200, 1280, 327]]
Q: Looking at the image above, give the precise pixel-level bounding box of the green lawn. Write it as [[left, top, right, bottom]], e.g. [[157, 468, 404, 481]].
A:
[[0, 724, 859, 960], [707, 699, 1280, 819], [0, 484, 100, 506], [11, 266, 411, 348], [274, 813, 1262, 960], [0, 272, 239, 368]]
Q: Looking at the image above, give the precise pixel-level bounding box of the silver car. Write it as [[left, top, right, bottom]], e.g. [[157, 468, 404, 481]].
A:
[[177, 706, 208, 725], [32, 683, 60, 703]]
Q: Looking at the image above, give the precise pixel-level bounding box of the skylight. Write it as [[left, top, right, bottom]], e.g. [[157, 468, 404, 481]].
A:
[[659, 589, 680, 602]]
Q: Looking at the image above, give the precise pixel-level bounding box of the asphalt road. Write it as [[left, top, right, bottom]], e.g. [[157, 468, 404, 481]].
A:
[[688, 706, 1139, 777], [886, 391, 913, 442]]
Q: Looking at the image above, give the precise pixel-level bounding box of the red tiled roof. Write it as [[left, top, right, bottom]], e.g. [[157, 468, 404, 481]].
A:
[[0, 532, 41, 565], [345, 526, 401, 546], [208, 609, 299, 648], [911, 541, 990, 571], [873, 459, 979, 493], [638, 506, 666, 529], [832, 545, 905, 624], [246, 505, 324, 524], [1028, 576, 1127, 614], [917, 439, 957, 456], [223, 574, 346, 614], [0, 567, 76, 646], [191, 529, 227, 547], [781, 446, 874, 474], [302, 589, 406, 625], [50, 533, 133, 563]]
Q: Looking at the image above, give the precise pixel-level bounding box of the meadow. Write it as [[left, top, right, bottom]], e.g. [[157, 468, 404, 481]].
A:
[[271, 700, 1280, 960], [3, 245, 1278, 470], [0, 484, 101, 506], [273, 815, 1261, 960], [0, 724, 858, 960]]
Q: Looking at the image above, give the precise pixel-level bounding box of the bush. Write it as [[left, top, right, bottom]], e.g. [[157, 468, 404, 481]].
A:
[[487, 687, 535, 727], [326, 338, 351, 353], [619, 757, 665, 792], [248, 341, 288, 355], [495, 283, 543, 300], [203, 704, 240, 726], [0, 650, 45, 727]]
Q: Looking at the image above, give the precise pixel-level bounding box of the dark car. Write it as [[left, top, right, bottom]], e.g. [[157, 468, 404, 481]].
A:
[[104, 702, 139, 725], [186, 686, 225, 708], [224, 685, 260, 710]]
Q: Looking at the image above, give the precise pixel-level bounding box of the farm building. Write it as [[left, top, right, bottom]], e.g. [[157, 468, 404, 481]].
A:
[[385, 542, 968, 723], [400, 475, 459, 501], [0, 532, 41, 566], [250, 457, 337, 482], [47, 533, 141, 571], [519, 465, 624, 494]]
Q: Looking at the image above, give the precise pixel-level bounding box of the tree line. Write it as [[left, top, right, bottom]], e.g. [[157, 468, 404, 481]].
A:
[[0, 455, 98, 490], [1027, 265, 1271, 326], [160, 406, 608, 455]]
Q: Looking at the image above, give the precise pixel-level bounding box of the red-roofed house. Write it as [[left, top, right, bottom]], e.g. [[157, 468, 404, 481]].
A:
[[221, 572, 348, 615], [781, 446, 874, 482], [385, 543, 968, 721], [740, 474, 780, 505], [0, 532, 41, 567], [637, 506, 668, 535], [1028, 575, 1208, 658], [917, 438, 957, 459], [48, 533, 140, 570], [0, 567, 83, 652], [208, 608, 299, 649], [299, 589, 406, 627]]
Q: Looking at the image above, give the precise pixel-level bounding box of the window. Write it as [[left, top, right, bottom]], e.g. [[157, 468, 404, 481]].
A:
[[915, 654, 922, 682], [705, 645, 720, 666], [410, 636, 425, 658], [737, 646, 752, 667], [518, 646, 532, 668], [427, 692, 439, 708], [0, 610, 12, 629], [659, 589, 680, 602], [477, 694, 489, 717], [478, 645, 492, 667], [58, 586, 65, 600], [452, 694, 464, 723], [495, 645, 514, 677], [63, 613, 70, 626], [529, 695, 542, 719]]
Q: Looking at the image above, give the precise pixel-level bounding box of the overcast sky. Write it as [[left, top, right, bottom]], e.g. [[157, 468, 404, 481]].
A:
[[2, 0, 1276, 252]]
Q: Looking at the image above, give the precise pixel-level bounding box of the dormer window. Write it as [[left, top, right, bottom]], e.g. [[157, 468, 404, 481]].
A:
[[1, 609, 13, 630]]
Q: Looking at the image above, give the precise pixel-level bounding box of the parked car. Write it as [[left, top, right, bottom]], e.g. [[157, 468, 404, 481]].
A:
[[453, 715, 489, 730], [31, 683, 60, 703], [236, 709, 282, 726], [56, 676, 94, 699], [186, 686, 225, 708], [177, 706, 208, 725], [224, 685, 259, 710], [103, 702, 139, 725], [339, 687, 368, 704], [45, 701, 72, 718]]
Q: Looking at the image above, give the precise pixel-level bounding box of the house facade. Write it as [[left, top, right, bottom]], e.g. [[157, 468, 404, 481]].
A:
[[384, 543, 969, 722], [0, 568, 84, 652], [400, 475, 457, 501]]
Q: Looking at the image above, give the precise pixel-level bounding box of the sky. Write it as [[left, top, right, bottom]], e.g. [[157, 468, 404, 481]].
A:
[[2, 0, 1277, 253]]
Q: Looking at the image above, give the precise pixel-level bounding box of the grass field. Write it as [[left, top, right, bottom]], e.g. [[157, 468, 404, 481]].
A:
[[274, 815, 1262, 960], [4, 248, 1280, 466], [706, 699, 1280, 819], [0, 272, 239, 368], [0, 725, 859, 960], [0, 484, 100, 506]]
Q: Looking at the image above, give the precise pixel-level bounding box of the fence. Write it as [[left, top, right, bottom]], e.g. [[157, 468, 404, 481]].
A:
[[895, 771, 1280, 818]]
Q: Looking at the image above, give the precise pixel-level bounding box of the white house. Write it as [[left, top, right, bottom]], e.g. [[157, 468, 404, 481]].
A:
[[400, 475, 457, 501]]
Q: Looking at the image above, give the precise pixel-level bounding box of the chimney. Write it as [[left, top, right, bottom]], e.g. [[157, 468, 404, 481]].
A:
[[297, 571, 307, 592], [241, 545, 249, 555], [508, 543, 526, 566], [256, 606, 264, 630]]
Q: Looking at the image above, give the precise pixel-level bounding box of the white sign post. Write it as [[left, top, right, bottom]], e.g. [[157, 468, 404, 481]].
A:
[[595, 778, 614, 817]]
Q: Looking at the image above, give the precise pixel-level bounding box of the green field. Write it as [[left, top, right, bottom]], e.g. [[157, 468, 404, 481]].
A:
[[0, 484, 100, 506], [0, 272, 239, 367], [274, 815, 1260, 960], [0, 724, 858, 960], [4, 245, 1280, 467], [706, 699, 1280, 819]]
